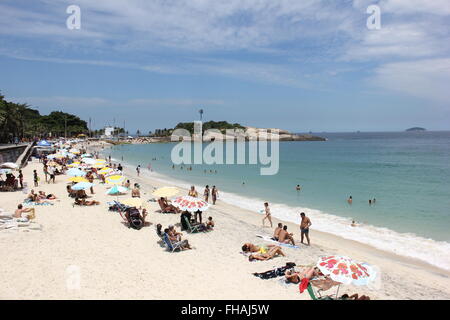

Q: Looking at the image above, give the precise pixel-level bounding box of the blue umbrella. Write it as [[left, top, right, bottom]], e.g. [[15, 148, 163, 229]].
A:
[[72, 182, 94, 191], [67, 168, 86, 177], [37, 140, 52, 147], [106, 185, 128, 195]]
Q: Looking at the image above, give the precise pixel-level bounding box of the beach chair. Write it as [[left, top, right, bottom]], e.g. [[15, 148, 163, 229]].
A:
[[306, 283, 337, 300], [157, 199, 175, 214], [162, 233, 183, 252], [183, 215, 203, 233]]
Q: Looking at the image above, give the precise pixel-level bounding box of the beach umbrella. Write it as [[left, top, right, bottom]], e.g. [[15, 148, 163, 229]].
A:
[[0, 162, 18, 169], [96, 159, 107, 163], [82, 158, 97, 165], [105, 175, 125, 185], [92, 163, 106, 168], [98, 167, 113, 175], [120, 198, 142, 207], [69, 148, 80, 154], [81, 153, 92, 158], [71, 182, 94, 191], [106, 185, 128, 195], [316, 256, 377, 286], [66, 168, 86, 177], [152, 187, 179, 198], [172, 196, 210, 213], [0, 168, 12, 174], [68, 176, 89, 183], [47, 161, 58, 167], [37, 140, 52, 147]]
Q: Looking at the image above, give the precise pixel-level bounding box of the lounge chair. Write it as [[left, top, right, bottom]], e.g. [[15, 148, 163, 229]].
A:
[[183, 215, 204, 233], [306, 283, 338, 300], [162, 233, 183, 252], [157, 199, 176, 214]]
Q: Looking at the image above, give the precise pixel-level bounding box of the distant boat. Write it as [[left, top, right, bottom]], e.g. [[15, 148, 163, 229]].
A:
[[406, 127, 426, 132]]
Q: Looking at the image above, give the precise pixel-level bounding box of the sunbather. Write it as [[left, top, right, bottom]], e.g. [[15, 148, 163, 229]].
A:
[[164, 228, 192, 250], [206, 216, 214, 230], [340, 293, 371, 300], [285, 267, 321, 284], [168, 225, 183, 241], [248, 246, 285, 261], [242, 243, 276, 254], [159, 197, 179, 213], [75, 197, 100, 206]]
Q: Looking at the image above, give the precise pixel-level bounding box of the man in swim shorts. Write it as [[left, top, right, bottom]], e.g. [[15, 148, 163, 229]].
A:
[[300, 212, 311, 246]]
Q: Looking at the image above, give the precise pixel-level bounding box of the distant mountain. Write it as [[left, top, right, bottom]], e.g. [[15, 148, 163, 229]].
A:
[[406, 127, 426, 132]]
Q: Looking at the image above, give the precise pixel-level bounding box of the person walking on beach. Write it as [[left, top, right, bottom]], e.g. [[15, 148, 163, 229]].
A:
[[136, 165, 141, 177], [262, 202, 273, 228], [300, 212, 311, 246], [33, 170, 39, 187], [347, 196, 353, 205], [43, 164, 48, 183], [211, 186, 218, 205], [203, 185, 210, 202], [48, 166, 55, 184]]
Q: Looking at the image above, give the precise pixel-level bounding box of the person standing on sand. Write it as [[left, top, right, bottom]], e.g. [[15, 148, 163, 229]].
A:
[[204, 185, 210, 202], [211, 186, 218, 205], [136, 165, 141, 176], [347, 196, 353, 205], [188, 186, 198, 198], [262, 202, 273, 228], [300, 212, 311, 246], [33, 170, 39, 187], [18, 170, 24, 189]]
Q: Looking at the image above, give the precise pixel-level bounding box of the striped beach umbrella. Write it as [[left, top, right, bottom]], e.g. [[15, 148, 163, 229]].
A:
[[68, 176, 89, 183], [98, 167, 113, 175], [172, 196, 210, 212], [105, 175, 125, 185]]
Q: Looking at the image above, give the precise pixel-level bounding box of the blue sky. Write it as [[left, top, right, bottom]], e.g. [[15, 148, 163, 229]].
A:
[[1, 0, 449, 133]]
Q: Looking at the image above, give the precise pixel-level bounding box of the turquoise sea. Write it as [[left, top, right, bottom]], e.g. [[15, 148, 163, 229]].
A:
[[106, 131, 450, 269]]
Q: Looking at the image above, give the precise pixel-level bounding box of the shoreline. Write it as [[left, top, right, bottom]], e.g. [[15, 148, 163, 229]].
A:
[[94, 142, 450, 299], [104, 143, 450, 272]]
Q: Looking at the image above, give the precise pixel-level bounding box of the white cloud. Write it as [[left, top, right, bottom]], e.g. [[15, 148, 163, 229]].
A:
[[371, 58, 450, 103]]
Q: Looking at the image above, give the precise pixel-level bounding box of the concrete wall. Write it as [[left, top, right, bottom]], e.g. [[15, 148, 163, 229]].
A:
[[0, 145, 27, 163]]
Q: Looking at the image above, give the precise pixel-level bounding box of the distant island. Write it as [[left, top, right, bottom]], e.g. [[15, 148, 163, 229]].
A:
[[406, 127, 426, 132]]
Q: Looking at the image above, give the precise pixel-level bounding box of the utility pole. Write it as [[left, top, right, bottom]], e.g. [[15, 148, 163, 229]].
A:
[[89, 117, 92, 138]]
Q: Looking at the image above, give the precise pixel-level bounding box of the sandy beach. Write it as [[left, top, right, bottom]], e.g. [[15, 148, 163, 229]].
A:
[[1, 141, 450, 300]]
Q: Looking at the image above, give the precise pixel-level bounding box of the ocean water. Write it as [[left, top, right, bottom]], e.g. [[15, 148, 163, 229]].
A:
[[106, 131, 450, 270]]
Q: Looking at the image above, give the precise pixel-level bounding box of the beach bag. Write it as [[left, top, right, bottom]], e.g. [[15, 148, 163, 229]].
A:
[[127, 208, 143, 230]]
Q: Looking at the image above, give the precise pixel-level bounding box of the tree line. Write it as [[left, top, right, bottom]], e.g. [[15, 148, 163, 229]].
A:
[[0, 93, 88, 143]]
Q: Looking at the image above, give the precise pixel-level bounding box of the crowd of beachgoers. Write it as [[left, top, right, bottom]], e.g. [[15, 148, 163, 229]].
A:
[[2, 139, 450, 300]]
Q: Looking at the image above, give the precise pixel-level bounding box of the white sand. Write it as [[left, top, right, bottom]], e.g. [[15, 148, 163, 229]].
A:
[[1, 142, 450, 300]]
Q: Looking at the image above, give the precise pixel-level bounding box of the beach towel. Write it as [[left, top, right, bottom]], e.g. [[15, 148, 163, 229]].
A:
[[253, 262, 296, 280], [256, 234, 300, 249], [299, 278, 309, 293]]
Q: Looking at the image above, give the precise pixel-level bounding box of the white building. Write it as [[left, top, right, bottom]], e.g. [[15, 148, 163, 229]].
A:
[[104, 127, 114, 137]]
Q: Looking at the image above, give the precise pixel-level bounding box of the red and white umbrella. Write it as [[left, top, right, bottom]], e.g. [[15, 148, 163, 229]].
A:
[[316, 255, 377, 286], [172, 196, 210, 213]]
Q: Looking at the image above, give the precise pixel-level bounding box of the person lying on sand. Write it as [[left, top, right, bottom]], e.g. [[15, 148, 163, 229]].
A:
[[164, 228, 192, 250], [248, 246, 285, 261], [74, 198, 100, 206], [285, 267, 321, 284], [38, 191, 57, 200], [242, 243, 276, 254], [14, 204, 35, 220]]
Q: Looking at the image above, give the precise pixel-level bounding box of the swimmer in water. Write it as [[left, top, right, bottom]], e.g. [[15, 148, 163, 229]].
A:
[[348, 196, 353, 205]]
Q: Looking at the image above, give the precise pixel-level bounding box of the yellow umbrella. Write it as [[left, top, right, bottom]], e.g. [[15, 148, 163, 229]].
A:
[[96, 159, 107, 163], [105, 175, 125, 185], [98, 167, 112, 175], [120, 198, 142, 207], [152, 187, 179, 198], [68, 176, 89, 183], [47, 161, 58, 167]]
